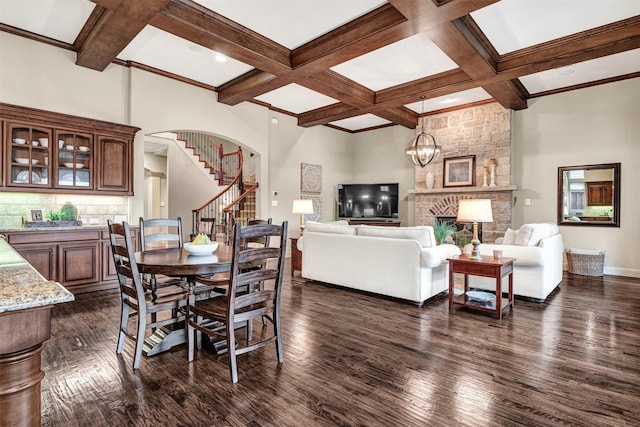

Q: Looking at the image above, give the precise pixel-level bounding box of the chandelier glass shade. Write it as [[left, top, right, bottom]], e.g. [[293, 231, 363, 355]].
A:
[[405, 96, 441, 168]]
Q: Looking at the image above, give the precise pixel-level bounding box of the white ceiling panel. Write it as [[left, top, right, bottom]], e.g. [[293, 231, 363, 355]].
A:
[[330, 33, 458, 91], [255, 83, 338, 113], [193, 0, 387, 49], [404, 88, 493, 113], [519, 49, 640, 94], [472, 0, 640, 55], [329, 114, 390, 131], [0, 0, 94, 44], [118, 26, 254, 87]]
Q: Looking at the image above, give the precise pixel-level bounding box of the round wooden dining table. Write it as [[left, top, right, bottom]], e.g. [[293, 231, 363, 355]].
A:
[[134, 244, 233, 356], [134, 244, 233, 280]]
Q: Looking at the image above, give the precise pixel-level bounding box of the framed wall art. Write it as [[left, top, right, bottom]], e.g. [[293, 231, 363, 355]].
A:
[[30, 209, 44, 222], [443, 155, 475, 187], [301, 163, 322, 194]]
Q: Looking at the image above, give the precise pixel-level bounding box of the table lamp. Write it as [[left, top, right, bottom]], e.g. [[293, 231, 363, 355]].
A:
[[456, 199, 493, 260], [292, 199, 314, 235]]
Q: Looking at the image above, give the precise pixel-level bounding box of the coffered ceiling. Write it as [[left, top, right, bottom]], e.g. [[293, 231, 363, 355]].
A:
[[1, 0, 639, 132]]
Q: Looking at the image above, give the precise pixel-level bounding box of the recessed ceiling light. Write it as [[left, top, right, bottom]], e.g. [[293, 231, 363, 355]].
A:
[[557, 66, 575, 76], [189, 45, 202, 53], [215, 54, 227, 62]]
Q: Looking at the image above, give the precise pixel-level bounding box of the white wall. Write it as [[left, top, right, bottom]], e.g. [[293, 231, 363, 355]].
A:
[[352, 126, 415, 226], [267, 111, 353, 237], [513, 78, 640, 277]]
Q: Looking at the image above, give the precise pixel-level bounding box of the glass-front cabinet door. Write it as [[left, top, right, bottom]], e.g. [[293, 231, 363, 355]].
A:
[[7, 123, 52, 187], [56, 131, 93, 189]]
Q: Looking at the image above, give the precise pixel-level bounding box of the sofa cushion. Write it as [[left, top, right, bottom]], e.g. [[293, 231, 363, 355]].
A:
[[304, 221, 357, 235], [503, 228, 517, 245], [356, 225, 436, 248], [515, 223, 559, 246]]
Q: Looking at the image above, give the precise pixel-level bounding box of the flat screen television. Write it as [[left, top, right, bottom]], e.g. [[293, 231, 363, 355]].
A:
[[337, 183, 399, 219]]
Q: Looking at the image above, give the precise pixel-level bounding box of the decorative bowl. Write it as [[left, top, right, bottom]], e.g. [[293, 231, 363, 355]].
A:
[[13, 138, 26, 144], [184, 242, 218, 256], [31, 140, 39, 146], [15, 158, 29, 164], [31, 159, 39, 165], [38, 138, 49, 147], [78, 146, 89, 152], [63, 162, 85, 169]]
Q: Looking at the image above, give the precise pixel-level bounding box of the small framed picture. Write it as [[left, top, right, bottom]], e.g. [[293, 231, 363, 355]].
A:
[[443, 155, 475, 187], [30, 209, 44, 222]]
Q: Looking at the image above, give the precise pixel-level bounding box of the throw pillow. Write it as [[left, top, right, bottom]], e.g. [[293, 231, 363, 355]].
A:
[[503, 228, 517, 245], [515, 223, 558, 246]]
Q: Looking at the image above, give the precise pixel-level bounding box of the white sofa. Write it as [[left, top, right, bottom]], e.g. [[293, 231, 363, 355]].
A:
[[298, 221, 461, 305], [462, 223, 564, 302]]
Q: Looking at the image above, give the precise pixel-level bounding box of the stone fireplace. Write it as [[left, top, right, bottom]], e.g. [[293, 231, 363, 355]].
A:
[[415, 189, 514, 244], [409, 102, 516, 243]]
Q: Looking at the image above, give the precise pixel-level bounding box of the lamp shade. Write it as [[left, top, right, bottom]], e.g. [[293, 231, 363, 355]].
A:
[[456, 199, 493, 223], [292, 199, 314, 215]]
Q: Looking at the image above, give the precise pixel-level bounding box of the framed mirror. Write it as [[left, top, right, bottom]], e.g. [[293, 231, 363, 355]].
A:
[[557, 163, 620, 227]]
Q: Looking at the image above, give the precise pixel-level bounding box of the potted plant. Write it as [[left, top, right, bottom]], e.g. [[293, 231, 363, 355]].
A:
[[433, 220, 458, 244]]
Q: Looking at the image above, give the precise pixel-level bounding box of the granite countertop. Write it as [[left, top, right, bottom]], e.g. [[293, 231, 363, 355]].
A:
[[0, 224, 107, 233], [0, 238, 74, 313]]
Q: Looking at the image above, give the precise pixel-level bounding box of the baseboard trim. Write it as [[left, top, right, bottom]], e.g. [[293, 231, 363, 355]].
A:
[[603, 267, 640, 278]]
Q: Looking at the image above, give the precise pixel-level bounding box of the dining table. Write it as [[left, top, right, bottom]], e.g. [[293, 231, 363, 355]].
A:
[[134, 244, 233, 357]]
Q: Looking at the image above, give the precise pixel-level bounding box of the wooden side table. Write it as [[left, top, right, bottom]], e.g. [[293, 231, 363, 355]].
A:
[[290, 237, 302, 276], [447, 255, 515, 319]]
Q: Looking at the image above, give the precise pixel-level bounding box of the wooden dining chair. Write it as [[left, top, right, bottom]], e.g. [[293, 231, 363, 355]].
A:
[[139, 217, 187, 297], [186, 220, 288, 383], [108, 220, 188, 370]]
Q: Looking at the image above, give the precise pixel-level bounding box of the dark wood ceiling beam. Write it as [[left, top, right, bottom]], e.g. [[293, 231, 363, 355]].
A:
[[150, 0, 291, 75], [497, 17, 640, 75], [482, 79, 528, 110], [291, 4, 408, 70], [75, 0, 170, 71], [302, 71, 375, 107], [372, 106, 418, 128], [376, 69, 475, 106], [389, 0, 499, 20], [220, 0, 501, 107], [297, 105, 361, 128], [217, 70, 283, 105]]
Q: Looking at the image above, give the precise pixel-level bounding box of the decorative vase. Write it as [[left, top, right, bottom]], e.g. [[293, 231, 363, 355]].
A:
[[489, 164, 497, 187], [426, 171, 435, 189], [60, 202, 78, 221]]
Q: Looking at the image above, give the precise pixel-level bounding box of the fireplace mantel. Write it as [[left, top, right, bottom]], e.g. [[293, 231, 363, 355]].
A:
[[409, 185, 517, 195]]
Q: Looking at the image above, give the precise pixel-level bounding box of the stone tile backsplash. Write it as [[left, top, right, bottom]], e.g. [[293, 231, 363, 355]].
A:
[[0, 193, 129, 228]]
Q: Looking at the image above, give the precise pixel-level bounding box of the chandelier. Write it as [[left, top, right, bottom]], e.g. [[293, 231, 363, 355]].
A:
[[405, 96, 441, 167]]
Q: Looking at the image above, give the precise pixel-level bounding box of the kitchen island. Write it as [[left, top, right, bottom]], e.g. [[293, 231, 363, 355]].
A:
[[0, 237, 74, 426]]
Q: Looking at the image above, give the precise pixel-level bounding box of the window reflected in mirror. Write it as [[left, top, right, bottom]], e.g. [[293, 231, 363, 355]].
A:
[[558, 163, 620, 227]]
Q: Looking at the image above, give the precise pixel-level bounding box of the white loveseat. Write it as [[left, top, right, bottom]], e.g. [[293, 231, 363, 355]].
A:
[[462, 223, 564, 302], [298, 221, 461, 305]]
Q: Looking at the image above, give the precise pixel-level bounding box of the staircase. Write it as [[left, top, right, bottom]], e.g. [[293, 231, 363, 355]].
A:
[[175, 132, 258, 242]]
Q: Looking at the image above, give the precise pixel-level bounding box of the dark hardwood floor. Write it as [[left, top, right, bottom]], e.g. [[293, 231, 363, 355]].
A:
[[41, 263, 640, 426]]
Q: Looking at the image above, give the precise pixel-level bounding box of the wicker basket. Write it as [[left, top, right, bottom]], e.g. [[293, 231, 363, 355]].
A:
[[566, 249, 605, 276]]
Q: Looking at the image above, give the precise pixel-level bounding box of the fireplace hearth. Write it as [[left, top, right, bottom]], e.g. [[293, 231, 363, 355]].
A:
[[436, 216, 481, 249]]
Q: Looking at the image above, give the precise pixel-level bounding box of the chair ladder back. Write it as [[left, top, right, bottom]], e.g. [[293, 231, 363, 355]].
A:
[[139, 217, 184, 250]]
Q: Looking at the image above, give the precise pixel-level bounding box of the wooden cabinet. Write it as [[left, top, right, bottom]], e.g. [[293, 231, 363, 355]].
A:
[[55, 130, 93, 190], [5, 122, 52, 188], [587, 181, 613, 206], [13, 242, 57, 280], [290, 237, 302, 276], [96, 135, 131, 193], [0, 102, 139, 195], [6, 227, 138, 294]]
